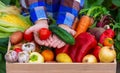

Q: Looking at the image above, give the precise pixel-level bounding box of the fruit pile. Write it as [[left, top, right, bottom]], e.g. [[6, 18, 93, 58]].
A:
[[5, 29, 116, 63]]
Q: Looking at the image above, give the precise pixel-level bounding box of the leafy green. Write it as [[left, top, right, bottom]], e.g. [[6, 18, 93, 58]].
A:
[[84, 0, 120, 62], [0, 1, 20, 73], [0, 38, 8, 73], [112, 0, 120, 7], [0, 0, 20, 7], [0, 53, 2, 62], [0, 38, 9, 48], [116, 8, 120, 23], [116, 53, 120, 61], [114, 40, 120, 51], [79, 6, 109, 22], [0, 0, 11, 5], [0, 38, 8, 54], [84, 0, 120, 8], [18, 15, 33, 26], [0, 46, 7, 54], [0, 32, 11, 38], [102, 0, 112, 8], [84, 0, 104, 8], [116, 33, 120, 41], [10, 0, 20, 7], [0, 58, 6, 73]]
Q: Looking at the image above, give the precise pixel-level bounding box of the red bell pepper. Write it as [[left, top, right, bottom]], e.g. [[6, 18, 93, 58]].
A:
[[93, 45, 101, 61], [68, 43, 79, 62], [55, 44, 69, 55], [99, 29, 115, 44], [69, 32, 97, 62]]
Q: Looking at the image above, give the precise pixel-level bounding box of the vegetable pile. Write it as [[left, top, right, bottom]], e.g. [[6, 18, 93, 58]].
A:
[[5, 5, 119, 64], [0, 0, 119, 66]]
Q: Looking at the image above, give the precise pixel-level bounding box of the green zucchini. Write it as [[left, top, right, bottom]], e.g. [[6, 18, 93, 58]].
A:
[[49, 24, 75, 45]]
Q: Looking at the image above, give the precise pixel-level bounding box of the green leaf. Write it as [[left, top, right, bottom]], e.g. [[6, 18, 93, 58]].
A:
[[18, 15, 33, 26], [0, 0, 11, 5], [0, 53, 2, 62], [112, 0, 120, 7], [0, 38, 8, 73], [0, 38, 8, 54], [84, 0, 104, 8], [116, 8, 120, 23], [10, 0, 20, 7], [114, 40, 120, 51], [116, 33, 120, 41], [102, 0, 112, 8], [117, 53, 120, 61], [0, 46, 7, 54], [93, 0, 104, 5], [0, 55, 6, 73], [79, 8, 89, 15], [0, 38, 9, 48]]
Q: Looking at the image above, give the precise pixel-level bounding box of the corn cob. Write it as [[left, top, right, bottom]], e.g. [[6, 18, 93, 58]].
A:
[[0, 1, 21, 15], [0, 12, 30, 29]]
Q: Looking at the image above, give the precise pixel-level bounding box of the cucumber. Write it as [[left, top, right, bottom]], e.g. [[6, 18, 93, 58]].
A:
[[48, 16, 56, 25], [49, 24, 75, 45]]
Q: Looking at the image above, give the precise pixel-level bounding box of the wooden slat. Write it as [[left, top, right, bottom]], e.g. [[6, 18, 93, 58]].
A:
[[6, 62, 116, 73]]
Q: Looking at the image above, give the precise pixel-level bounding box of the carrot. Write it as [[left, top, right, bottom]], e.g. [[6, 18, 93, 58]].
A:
[[74, 15, 91, 38], [72, 18, 79, 30], [74, 6, 108, 38]]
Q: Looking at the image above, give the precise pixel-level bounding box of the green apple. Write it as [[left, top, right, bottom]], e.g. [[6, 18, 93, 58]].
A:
[[29, 52, 44, 63]]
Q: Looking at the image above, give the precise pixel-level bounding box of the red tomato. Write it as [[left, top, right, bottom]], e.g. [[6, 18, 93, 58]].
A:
[[24, 30, 33, 42], [14, 48, 22, 53], [39, 28, 51, 40]]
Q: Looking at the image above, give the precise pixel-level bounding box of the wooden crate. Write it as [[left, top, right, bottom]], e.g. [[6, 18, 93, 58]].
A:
[[6, 40, 116, 73], [6, 62, 116, 73]]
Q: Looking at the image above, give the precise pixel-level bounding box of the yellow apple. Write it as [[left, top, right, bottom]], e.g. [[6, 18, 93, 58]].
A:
[[82, 54, 97, 63], [99, 46, 116, 63], [56, 53, 72, 63]]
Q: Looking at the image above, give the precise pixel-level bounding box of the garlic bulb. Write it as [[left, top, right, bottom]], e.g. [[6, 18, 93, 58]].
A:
[[5, 50, 18, 63], [22, 42, 35, 53], [18, 51, 29, 63]]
